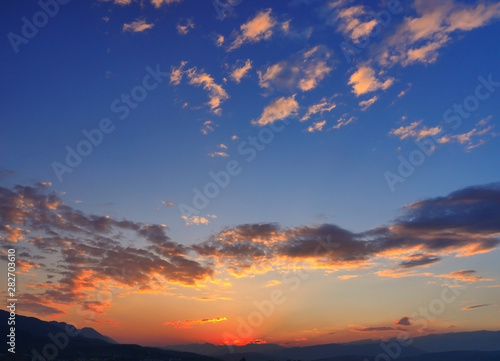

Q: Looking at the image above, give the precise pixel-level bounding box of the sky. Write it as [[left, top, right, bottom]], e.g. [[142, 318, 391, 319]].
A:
[[1, 0, 500, 348]]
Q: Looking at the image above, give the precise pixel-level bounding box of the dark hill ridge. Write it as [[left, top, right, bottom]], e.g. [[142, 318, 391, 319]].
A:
[[0, 310, 219, 361], [165, 330, 500, 361]]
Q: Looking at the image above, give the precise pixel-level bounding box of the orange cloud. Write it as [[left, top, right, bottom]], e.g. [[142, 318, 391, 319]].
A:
[[163, 317, 227, 328]]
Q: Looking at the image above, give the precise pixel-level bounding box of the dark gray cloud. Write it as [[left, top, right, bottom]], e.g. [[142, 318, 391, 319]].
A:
[[399, 254, 442, 268], [395, 316, 412, 326], [462, 304, 492, 310]]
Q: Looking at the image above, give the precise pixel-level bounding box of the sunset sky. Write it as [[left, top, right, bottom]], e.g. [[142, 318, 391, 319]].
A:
[[1, 0, 500, 348]]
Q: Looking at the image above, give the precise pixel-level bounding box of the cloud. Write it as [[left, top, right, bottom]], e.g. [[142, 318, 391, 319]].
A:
[[228, 9, 277, 51], [170, 62, 229, 114], [462, 303, 492, 311], [208, 151, 229, 158], [194, 183, 500, 276], [264, 280, 282, 287], [359, 95, 378, 111], [258, 46, 333, 92], [390, 120, 442, 140], [230, 59, 252, 83], [201, 120, 216, 135], [215, 34, 225, 47], [398, 254, 442, 269], [186, 67, 229, 114], [348, 65, 394, 96], [0, 184, 214, 317], [163, 317, 227, 328], [379, 0, 500, 67], [438, 119, 495, 151], [332, 114, 356, 129], [301, 98, 336, 122], [170, 61, 187, 85], [252, 95, 299, 126], [3, 182, 500, 317], [351, 326, 396, 332], [181, 214, 217, 226], [123, 19, 154, 32], [395, 316, 412, 326], [177, 18, 194, 35], [307, 120, 326, 133], [327, 1, 380, 43], [337, 275, 358, 280], [438, 270, 493, 283], [151, 0, 182, 7]]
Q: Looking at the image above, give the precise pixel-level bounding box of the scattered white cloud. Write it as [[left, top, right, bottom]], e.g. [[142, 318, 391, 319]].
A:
[[390, 120, 442, 140], [123, 19, 155, 32], [379, 0, 500, 67], [258, 45, 333, 92], [327, 1, 379, 43], [181, 214, 216, 226], [177, 18, 194, 35], [438, 118, 495, 151], [301, 98, 336, 121], [348, 65, 394, 96], [170, 61, 187, 85], [228, 9, 278, 51], [252, 95, 299, 126], [208, 151, 229, 158], [230, 59, 252, 83], [185, 67, 229, 114], [201, 120, 216, 135], [359, 95, 378, 111], [307, 120, 326, 133], [215, 34, 225, 47], [332, 114, 356, 129]]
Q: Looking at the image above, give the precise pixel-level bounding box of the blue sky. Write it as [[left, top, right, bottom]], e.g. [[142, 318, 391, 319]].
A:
[[1, 0, 500, 346]]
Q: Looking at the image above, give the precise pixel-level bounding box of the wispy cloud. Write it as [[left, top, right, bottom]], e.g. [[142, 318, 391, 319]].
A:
[[185, 67, 229, 115], [359, 95, 378, 111], [230, 59, 252, 83], [181, 214, 217, 226], [123, 18, 155, 32], [379, 0, 500, 67], [462, 303, 491, 311], [177, 18, 194, 35], [438, 270, 494, 283], [228, 9, 278, 51], [351, 326, 396, 333], [307, 120, 326, 133], [390, 120, 442, 140], [301, 98, 336, 122], [327, 1, 380, 43], [163, 317, 227, 328], [252, 95, 299, 126], [258, 46, 333, 92]]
